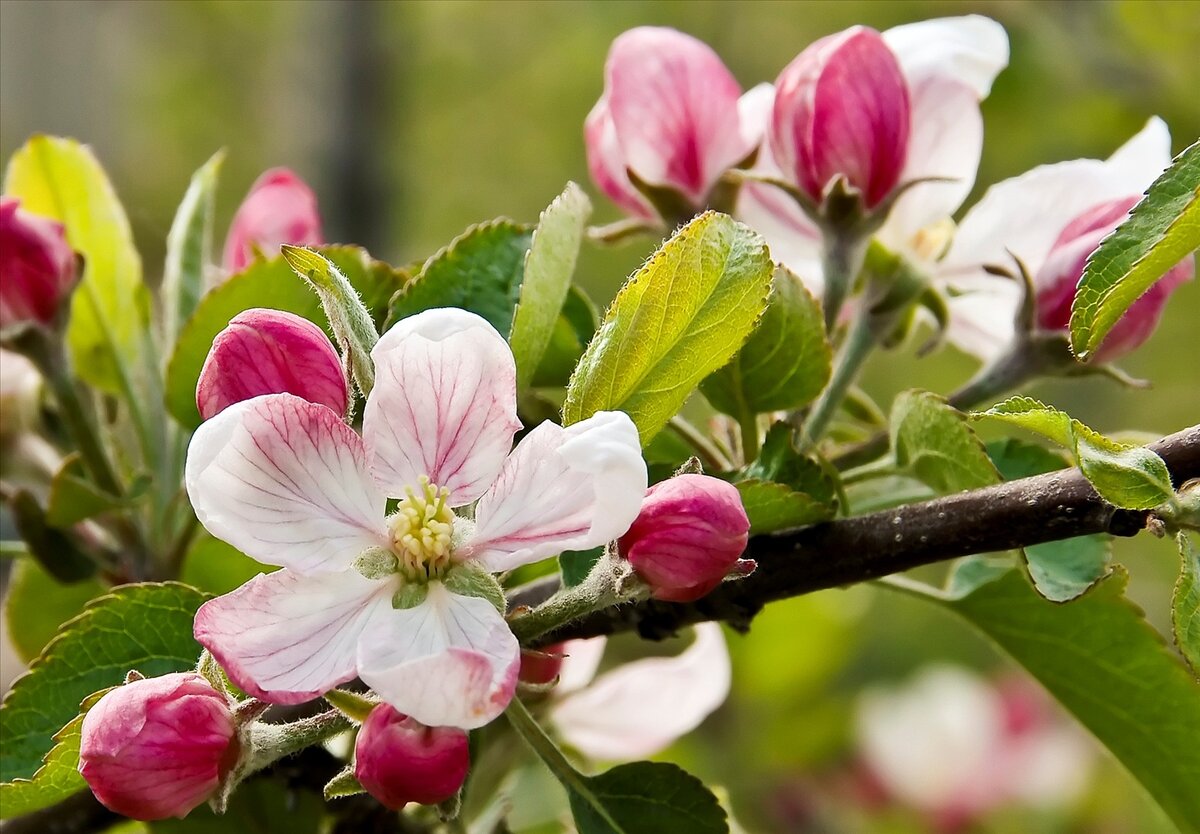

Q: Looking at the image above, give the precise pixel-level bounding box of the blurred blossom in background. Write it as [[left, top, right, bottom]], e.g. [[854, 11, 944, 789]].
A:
[[2, 1, 1197, 831]]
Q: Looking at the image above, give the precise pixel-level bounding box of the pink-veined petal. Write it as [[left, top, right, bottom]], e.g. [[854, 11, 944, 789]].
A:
[[945, 281, 1021, 363], [550, 623, 730, 761], [883, 15, 1009, 99], [584, 97, 659, 221], [185, 393, 387, 575], [463, 411, 647, 574], [194, 569, 391, 705], [357, 583, 519, 730], [364, 308, 521, 506], [736, 82, 776, 159], [556, 637, 608, 695], [606, 27, 750, 203]]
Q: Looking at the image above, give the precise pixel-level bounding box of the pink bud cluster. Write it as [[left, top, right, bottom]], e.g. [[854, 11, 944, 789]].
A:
[[0, 198, 77, 330]]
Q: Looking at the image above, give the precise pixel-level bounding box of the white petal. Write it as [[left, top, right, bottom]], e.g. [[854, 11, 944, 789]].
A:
[[193, 569, 391, 704], [944, 280, 1021, 362], [736, 82, 776, 152], [357, 583, 519, 730], [185, 393, 387, 575], [365, 309, 521, 506], [884, 15, 1010, 98], [463, 411, 647, 574], [736, 181, 825, 293], [550, 623, 731, 761], [556, 637, 608, 695]]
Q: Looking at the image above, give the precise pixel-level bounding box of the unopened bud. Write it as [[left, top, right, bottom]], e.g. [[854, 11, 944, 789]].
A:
[[519, 643, 567, 686], [0, 198, 77, 330], [354, 704, 469, 809], [222, 168, 323, 274]]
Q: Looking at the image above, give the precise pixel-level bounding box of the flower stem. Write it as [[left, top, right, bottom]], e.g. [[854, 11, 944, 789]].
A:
[[508, 552, 643, 644], [739, 411, 760, 464], [820, 229, 867, 333], [801, 305, 876, 445], [504, 697, 585, 792], [667, 416, 732, 471], [244, 709, 352, 776]]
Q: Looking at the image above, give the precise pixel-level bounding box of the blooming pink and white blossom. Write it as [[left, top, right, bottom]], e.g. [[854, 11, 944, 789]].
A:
[[195, 308, 348, 420], [354, 704, 470, 809], [222, 168, 323, 274], [586, 27, 769, 220], [186, 308, 646, 729], [0, 197, 77, 329], [549, 623, 730, 761], [939, 118, 1193, 362], [618, 473, 751, 602], [855, 666, 1093, 829], [738, 16, 1009, 292], [78, 673, 238, 821]]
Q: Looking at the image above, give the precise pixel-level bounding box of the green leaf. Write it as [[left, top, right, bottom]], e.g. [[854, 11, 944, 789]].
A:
[[386, 219, 534, 334], [148, 779, 324, 834], [559, 547, 603, 588], [162, 150, 223, 351], [974, 397, 1174, 509], [510, 183, 592, 391], [700, 267, 830, 418], [45, 454, 150, 527], [564, 212, 772, 443], [890, 390, 1000, 494], [743, 422, 838, 508], [180, 535, 270, 596], [0, 582, 208, 783], [1024, 534, 1112, 603], [568, 761, 728, 834], [1174, 533, 1200, 677], [3, 558, 105, 663], [1071, 141, 1200, 359], [0, 711, 86, 818], [165, 247, 405, 428], [736, 480, 832, 534], [3, 135, 149, 394], [912, 568, 1200, 832], [7, 489, 96, 583], [985, 438, 1069, 481], [532, 285, 599, 388]]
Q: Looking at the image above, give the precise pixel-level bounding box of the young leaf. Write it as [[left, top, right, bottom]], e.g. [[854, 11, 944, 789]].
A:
[[165, 247, 404, 428], [700, 267, 831, 417], [736, 480, 832, 534], [1071, 141, 1200, 359], [386, 219, 533, 333], [890, 391, 1000, 494], [0, 711, 86, 819], [45, 454, 149, 527], [974, 397, 1174, 509], [162, 150, 224, 352], [1175, 532, 1200, 677], [532, 285, 599, 388], [568, 761, 728, 834], [743, 423, 838, 506], [3, 136, 149, 394], [510, 183, 592, 391], [564, 212, 772, 443], [0, 582, 208, 783], [898, 568, 1200, 832]]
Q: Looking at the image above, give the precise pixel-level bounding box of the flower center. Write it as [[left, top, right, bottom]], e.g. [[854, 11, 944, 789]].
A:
[[911, 216, 956, 262], [387, 476, 455, 580]]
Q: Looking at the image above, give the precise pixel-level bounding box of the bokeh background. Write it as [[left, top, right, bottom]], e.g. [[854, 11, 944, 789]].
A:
[[2, 1, 1197, 832]]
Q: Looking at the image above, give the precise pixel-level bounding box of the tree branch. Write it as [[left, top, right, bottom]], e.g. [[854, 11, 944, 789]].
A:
[[523, 424, 1200, 646]]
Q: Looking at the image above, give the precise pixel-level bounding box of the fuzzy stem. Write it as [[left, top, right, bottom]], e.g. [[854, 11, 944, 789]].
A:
[[801, 306, 876, 444]]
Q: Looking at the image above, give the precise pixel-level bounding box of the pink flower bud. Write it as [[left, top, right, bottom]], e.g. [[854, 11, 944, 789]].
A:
[[196, 308, 348, 420], [586, 27, 762, 219], [1034, 196, 1194, 362], [354, 704, 469, 809], [618, 474, 751, 602], [770, 26, 911, 210], [78, 672, 237, 821], [519, 643, 566, 685], [222, 168, 323, 274], [0, 198, 77, 329]]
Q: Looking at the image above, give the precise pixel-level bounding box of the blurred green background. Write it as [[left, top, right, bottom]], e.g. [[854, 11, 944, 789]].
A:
[[2, 1, 1197, 831]]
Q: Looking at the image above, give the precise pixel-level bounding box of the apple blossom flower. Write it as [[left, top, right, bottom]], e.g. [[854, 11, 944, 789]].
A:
[[939, 118, 1193, 362], [78, 672, 238, 821], [0, 197, 77, 329], [586, 27, 769, 222], [617, 473, 751, 602], [187, 308, 646, 730], [222, 168, 323, 274], [195, 308, 349, 420], [737, 16, 1009, 293], [354, 704, 469, 809], [855, 666, 1093, 829], [548, 623, 730, 760]]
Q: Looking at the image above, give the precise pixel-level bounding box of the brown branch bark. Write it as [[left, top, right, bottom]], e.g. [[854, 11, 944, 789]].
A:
[[524, 424, 1200, 646]]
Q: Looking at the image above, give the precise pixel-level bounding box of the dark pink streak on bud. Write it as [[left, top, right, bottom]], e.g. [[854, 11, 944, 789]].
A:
[[196, 308, 349, 420], [222, 168, 323, 274], [354, 704, 469, 809], [618, 473, 751, 603], [78, 672, 237, 821], [772, 26, 910, 209], [0, 197, 77, 328], [1035, 195, 1194, 362]]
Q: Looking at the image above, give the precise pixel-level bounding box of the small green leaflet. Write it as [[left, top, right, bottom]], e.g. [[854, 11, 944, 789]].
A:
[[890, 390, 1000, 494], [1174, 532, 1200, 678], [568, 761, 728, 834], [736, 480, 832, 534], [973, 397, 1174, 509], [735, 423, 838, 533], [0, 582, 209, 785], [162, 150, 224, 353], [1071, 140, 1199, 359], [563, 212, 772, 443]]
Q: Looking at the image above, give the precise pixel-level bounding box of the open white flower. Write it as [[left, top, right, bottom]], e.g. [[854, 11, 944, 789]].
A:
[[186, 308, 647, 730]]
